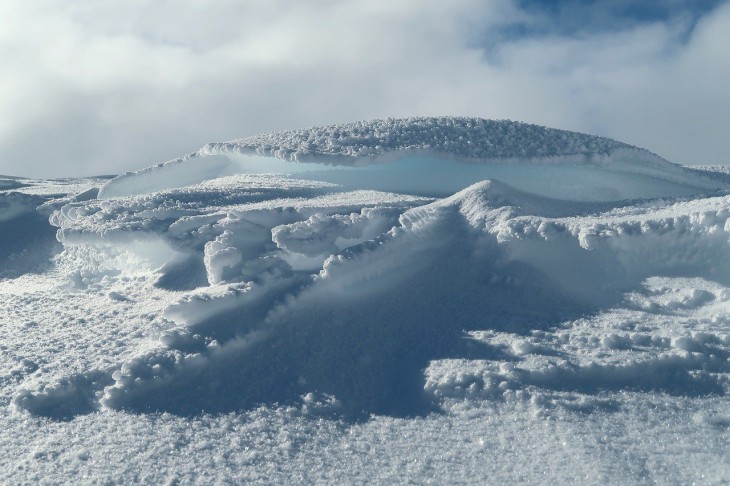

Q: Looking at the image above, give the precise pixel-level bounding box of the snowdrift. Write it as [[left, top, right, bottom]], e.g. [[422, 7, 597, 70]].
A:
[[8, 117, 730, 421]]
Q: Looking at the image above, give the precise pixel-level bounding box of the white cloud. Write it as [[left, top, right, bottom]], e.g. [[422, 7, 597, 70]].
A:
[[0, 0, 728, 177]]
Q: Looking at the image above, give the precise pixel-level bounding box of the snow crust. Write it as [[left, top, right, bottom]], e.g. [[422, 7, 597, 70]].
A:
[[2, 118, 730, 483]]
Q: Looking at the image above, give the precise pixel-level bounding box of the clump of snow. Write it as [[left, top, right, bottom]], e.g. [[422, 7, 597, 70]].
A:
[[204, 230, 243, 285]]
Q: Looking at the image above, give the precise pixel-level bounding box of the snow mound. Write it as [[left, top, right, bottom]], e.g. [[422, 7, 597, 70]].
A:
[[98, 117, 725, 200]]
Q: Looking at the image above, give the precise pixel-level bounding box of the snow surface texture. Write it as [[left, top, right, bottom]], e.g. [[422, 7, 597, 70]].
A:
[[2, 118, 730, 483]]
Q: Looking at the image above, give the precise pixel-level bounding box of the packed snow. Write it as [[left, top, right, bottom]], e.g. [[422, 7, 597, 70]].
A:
[[1, 117, 729, 483]]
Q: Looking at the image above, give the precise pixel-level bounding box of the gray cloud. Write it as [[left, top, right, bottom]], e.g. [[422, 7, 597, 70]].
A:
[[1, 0, 728, 177]]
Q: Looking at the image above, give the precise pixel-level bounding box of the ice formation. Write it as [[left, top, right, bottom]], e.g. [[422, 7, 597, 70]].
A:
[[2, 118, 730, 482]]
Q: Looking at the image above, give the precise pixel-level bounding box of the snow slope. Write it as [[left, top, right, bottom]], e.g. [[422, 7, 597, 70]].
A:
[[1, 118, 729, 483]]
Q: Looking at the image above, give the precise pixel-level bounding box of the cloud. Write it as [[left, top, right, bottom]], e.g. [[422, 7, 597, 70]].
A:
[[0, 0, 728, 177]]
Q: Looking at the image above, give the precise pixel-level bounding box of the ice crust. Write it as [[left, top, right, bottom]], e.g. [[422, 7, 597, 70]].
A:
[[3, 118, 730, 482]]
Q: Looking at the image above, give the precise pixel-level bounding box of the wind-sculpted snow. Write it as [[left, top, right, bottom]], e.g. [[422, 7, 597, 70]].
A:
[[50, 174, 428, 288], [98, 117, 725, 200], [4, 120, 730, 482], [16, 175, 730, 420]]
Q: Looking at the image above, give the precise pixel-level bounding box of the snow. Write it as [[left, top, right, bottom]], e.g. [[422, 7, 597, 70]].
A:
[[98, 117, 725, 200], [1, 118, 729, 483], [216, 117, 629, 158]]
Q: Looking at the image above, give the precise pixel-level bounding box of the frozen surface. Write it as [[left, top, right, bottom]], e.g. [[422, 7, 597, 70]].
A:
[[1, 119, 730, 483]]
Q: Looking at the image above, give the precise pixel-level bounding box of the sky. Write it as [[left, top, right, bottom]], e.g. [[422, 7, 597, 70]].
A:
[[1, 0, 729, 178]]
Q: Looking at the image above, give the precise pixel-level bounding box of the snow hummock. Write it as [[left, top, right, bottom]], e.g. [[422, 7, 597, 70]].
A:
[[2, 118, 730, 483]]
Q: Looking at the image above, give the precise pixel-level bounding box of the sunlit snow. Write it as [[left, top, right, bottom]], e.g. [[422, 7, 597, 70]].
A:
[[1, 117, 729, 483]]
